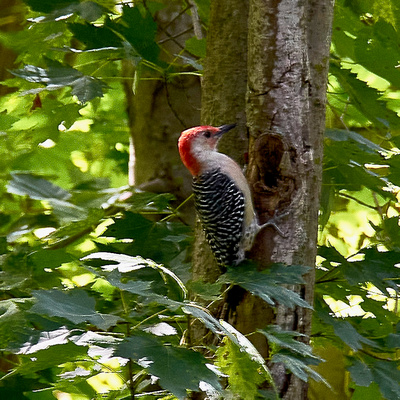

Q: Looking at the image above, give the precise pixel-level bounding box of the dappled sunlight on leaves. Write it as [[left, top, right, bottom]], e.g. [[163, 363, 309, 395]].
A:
[[0, 0, 399, 399]]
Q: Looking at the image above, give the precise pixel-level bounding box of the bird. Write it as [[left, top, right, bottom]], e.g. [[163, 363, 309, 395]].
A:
[[178, 124, 264, 269]]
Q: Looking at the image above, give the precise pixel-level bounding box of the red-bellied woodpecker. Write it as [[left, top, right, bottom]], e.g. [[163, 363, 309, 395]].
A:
[[178, 124, 264, 269]]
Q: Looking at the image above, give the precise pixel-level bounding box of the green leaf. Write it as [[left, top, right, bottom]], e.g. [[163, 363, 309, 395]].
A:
[[38, 1, 105, 23], [182, 304, 257, 349], [12, 342, 87, 376], [31, 289, 120, 330], [268, 264, 311, 285], [215, 338, 267, 400], [7, 172, 71, 200], [126, 192, 176, 213], [29, 249, 75, 269], [372, 360, 400, 399], [11, 65, 105, 103], [106, 270, 153, 295], [115, 335, 221, 400], [325, 129, 384, 153], [0, 299, 28, 348], [106, 273, 182, 309], [192, 0, 210, 24], [188, 281, 222, 301], [223, 263, 312, 309], [71, 330, 121, 347], [330, 62, 400, 129], [46, 208, 104, 242], [0, 111, 18, 130], [343, 247, 399, 296], [68, 21, 122, 50], [259, 325, 316, 359], [351, 383, 382, 400], [17, 327, 71, 354], [104, 212, 153, 239], [47, 199, 88, 222], [271, 353, 327, 384], [386, 154, 400, 187], [107, 5, 160, 65], [355, 20, 400, 89], [219, 320, 272, 371], [103, 211, 191, 264], [330, 320, 376, 351], [185, 37, 206, 58], [70, 75, 105, 103], [25, 0, 79, 13], [348, 359, 373, 387], [83, 252, 187, 300], [0, 388, 30, 400], [182, 303, 227, 337]]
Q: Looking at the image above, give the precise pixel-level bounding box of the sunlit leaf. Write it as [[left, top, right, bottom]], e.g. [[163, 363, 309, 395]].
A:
[[17, 327, 71, 355], [83, 252, 188, 300], [215, 337, 267, 400], [46, 208, 104, 242], [330, 63, 400, 130], [11, 65, 105, 103], [355, 20, 400, 89], [185, 37, 206, 58], [12, 342, 87, 376]]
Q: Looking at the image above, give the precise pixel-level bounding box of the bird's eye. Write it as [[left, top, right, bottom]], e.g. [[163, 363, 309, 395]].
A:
[[204, 131, 211, 138]]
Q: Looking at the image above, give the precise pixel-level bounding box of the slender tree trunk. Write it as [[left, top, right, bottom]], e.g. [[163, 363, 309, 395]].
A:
[[190, 0, 251, 351], [196, 0, 334, 398], [246, 0, 334, 397], [122, 2, 201, 212], [0, 0, 25, 96], [193, 0, 249, 283]]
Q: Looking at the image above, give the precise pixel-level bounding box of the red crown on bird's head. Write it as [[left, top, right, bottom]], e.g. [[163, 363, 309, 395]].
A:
[[178, 124, 236, 176]]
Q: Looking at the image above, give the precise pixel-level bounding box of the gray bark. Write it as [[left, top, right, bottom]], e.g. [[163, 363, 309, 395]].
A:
[[193, 0, 249, 284], [196, 0, 334, 398], [246, 0, 334, 397]]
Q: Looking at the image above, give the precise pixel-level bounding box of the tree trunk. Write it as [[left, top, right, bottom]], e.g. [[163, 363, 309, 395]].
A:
[[196, 0, 334, 398], [193, 0, 249, 283], [122, 2, 201, 215], [246, 0, 334, 397], [0, 0, 25, 96]]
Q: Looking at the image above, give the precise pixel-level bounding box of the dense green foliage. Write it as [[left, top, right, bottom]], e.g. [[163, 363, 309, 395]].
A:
[[0, 0, 399, 399]]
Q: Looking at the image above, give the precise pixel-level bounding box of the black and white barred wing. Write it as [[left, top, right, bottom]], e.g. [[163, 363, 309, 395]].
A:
[[193, 169, 245, 267]]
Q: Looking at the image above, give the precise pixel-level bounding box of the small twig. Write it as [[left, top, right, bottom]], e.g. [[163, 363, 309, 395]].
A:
[[131, 308, 168, 331], [371, 191, 385, 220], [187, 0, 203, 39], [165, 79, 187, 128], [338, 191, 378, 210], [160, 194, 194, 222], [158, 26, 194, 44], [163, 4, 191, 31]]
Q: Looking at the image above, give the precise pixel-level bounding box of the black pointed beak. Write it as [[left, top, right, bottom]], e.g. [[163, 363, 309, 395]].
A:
[[216, 123, 236, 136]]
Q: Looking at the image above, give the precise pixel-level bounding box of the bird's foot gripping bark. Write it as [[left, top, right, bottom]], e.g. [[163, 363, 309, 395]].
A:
[[259, 210, 289, 238]]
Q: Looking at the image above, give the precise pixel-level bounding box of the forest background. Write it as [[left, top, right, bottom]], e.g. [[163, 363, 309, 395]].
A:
[[0, 0, 399, 399]]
